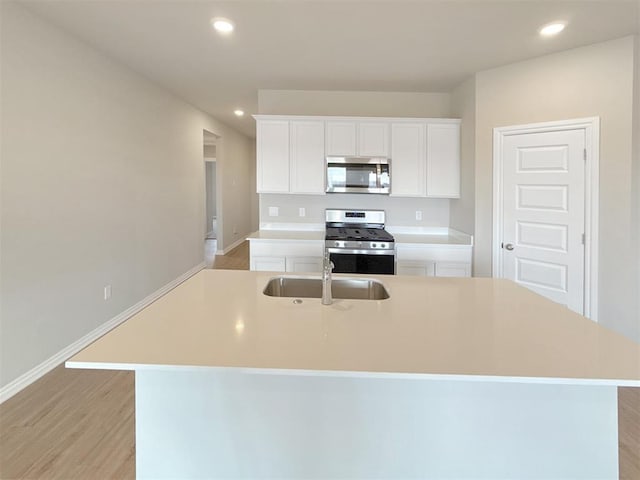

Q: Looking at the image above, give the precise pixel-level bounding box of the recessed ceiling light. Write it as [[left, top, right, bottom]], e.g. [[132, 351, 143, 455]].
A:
[[212, 17, 234, 34], [234, 109, 244, 117], [539, 22, 566, 37]]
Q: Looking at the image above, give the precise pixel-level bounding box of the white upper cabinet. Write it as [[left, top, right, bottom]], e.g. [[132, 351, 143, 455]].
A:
[[358, 122, 389, 157], [326, 121, 357, 156], [256, 120, 289, 193], [290, 120, 325, 194], [255, 115, 460, 198], [390, 123, 426, 197], [426, 123, 461, 198], [326, 121, 389, 157]]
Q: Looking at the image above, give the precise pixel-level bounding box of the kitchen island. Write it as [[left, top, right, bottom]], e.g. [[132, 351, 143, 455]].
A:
[[67, 269, 640, 479]]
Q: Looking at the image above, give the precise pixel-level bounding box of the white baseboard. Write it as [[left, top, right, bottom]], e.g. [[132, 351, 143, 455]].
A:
[[0, 262, 206, 404], [217, 236, 246, 256]]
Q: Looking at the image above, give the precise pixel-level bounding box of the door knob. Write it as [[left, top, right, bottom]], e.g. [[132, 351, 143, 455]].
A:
[[504, 243, 514, 251]]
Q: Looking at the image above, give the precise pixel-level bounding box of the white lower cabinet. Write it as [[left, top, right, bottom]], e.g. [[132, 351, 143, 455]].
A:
[[251, 238, 472, 277], [396, 244, 472, 278], [250, 239, 324, 273], [252, 256, 286, 272], [434, 262, 472, 277], [286, 256, 324, 273], [396, 261, 436, 277]]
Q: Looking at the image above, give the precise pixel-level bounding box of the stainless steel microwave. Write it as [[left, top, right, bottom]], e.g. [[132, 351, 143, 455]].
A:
[[326, 156, 390, 194]]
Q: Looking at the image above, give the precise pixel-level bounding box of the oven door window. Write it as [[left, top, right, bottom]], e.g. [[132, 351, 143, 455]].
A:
[[329, 252, 395, 275]]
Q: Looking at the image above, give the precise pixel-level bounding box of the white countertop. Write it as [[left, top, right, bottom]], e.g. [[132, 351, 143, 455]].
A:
[[392, 233, 471, 246], [247, 230, 324, 242], [248, 228, 473, 246], [67, 270, 640, 386]]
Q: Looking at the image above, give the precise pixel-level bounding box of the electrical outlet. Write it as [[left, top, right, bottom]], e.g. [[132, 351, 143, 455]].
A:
[[299, 207, 306, 217], [415, 210, 422, 221], [269, 206, 279, 217], [104, 285, 112, 301]]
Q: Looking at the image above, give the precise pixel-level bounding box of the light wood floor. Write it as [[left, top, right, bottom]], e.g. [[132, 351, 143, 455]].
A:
[[207, 239, 249, 270], [1, 240, 638, 479]]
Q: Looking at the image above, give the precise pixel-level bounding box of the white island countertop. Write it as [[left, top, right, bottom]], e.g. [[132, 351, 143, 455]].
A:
[[68, 270, 640, 386]]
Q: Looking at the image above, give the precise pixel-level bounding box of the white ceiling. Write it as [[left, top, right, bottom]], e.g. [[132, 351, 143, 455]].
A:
[[20, 0, 640, 137]]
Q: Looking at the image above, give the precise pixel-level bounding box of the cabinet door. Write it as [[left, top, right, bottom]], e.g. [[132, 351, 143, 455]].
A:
[[251, 256, 286, 272], [257, 120, 290, 193], [435, 262, 471, 277], [358, 122, 389, 157], [326, 121, 357, 156], [286, 256, 323, 273], [290, 121, 325, 194], [390, 123, 426, 197], [426, 123, 460, 198], [396, 261, 435, 277]]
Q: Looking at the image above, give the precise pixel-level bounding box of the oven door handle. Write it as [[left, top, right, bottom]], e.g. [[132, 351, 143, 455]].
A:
[[326, 248, 396, 255]]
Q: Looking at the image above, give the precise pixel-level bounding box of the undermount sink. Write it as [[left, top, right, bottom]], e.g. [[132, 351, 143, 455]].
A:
[[263, 276, 390, 300]]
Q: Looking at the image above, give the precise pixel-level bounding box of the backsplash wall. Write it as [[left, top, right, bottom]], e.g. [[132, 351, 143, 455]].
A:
[[259, 194, 450, 228]]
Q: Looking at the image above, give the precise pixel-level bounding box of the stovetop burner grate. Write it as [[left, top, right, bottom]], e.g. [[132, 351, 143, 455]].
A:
[[325, 226, 394, 242]]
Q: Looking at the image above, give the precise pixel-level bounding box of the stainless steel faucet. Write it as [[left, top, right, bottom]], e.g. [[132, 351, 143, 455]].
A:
[[321, 251, 334, 305]]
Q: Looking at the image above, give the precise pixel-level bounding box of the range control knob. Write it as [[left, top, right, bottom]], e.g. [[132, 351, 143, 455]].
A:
[[372, 243, 377, 248], [334, 241, 340, 247]]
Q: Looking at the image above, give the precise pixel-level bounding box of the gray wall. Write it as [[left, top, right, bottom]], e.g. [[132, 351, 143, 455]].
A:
[[0, 3, 254, 388], [473, 36, 638, 342], [257, 89, 457, 230], [449, 77, 476, 238], [634, 32, 640, 339], [258, 90, 452, 118]]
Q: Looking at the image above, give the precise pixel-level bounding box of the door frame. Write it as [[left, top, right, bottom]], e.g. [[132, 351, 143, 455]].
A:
[[203, 129, 224, 254], [492, 117, 600, 320]]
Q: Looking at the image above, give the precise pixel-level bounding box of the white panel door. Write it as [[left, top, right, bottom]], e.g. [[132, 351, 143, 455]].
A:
[[426, 123, 460, 198], [390, 123, 426, 197], [358, 122, 389, 157], [256, 120, 289, 193], [500, 129, 585, 314], [290, 121, 325, 194], [326, 121, 357, 156]]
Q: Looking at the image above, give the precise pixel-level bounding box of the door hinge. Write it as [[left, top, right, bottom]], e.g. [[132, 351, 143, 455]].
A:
[[583, 149, 587, 162], [581, 233, 585, 245]]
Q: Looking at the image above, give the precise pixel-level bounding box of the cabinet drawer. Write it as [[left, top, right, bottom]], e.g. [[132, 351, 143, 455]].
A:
[[286, 256, 323, 273], [250, 240, 324, 257], [251, 256, 286, 272], [396, 261, 435, 277], [396, 244, 472, 263], [435, 262, 471, 277]]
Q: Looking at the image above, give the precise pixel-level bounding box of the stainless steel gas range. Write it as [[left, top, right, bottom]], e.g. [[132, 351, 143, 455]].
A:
[[324, 209, 395, 275]]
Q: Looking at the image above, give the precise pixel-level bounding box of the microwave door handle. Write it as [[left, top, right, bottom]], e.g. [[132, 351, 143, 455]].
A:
[[376, 164, 381, 188]]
